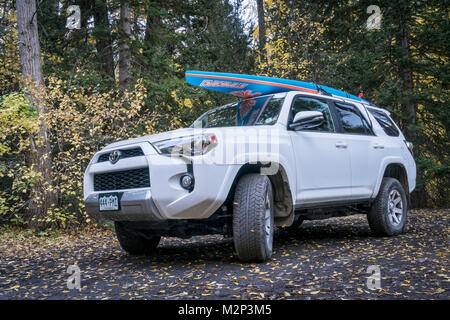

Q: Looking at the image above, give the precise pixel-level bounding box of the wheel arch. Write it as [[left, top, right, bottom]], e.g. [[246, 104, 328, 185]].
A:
[[374, 162, 410, 205], [225, 162, 295, 227]]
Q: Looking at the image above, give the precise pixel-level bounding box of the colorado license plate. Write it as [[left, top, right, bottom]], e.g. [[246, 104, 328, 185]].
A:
[[99, 193, 120, 211]]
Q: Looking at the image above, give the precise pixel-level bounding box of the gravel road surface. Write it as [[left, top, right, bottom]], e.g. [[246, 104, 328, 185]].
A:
[[0, 209, 448, 300]]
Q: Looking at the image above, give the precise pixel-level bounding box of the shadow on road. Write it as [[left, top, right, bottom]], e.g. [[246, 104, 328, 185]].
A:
[[104, 216, 377, 266]]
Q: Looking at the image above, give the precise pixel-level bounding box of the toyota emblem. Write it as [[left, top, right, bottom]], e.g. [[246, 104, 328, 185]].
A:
[[109, 150, 122, 164]]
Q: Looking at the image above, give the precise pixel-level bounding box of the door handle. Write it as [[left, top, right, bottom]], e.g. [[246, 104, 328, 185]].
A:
[[373, 144, 384, 149], [335, 142, 348, 149]]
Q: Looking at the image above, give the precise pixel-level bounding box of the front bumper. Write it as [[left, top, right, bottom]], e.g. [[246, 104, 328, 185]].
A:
[[84, 141, 240, 222], [85, 189, 165, 222]]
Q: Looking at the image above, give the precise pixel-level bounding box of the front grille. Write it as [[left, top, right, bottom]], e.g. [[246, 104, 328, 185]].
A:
[[94, 168, 150, 191], [97, 147, 144, 162]]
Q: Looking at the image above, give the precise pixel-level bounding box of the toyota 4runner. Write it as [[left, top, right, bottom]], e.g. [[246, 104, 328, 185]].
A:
[[84, 72, 416, 262]]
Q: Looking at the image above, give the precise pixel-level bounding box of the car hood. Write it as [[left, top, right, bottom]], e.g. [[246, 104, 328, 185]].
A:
[[102, 128, 199, 150], [102, 125, 282, 152]]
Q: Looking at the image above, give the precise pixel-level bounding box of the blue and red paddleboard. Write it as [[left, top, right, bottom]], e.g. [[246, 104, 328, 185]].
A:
[[185, 70, 369, 104]]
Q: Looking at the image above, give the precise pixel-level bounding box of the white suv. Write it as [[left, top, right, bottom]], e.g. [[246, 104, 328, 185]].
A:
[[84, 84, 416, 262]]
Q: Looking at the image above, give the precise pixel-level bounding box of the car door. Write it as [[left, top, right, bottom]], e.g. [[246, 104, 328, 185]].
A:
[[332, 101, 385, 199], [288, 95, 352, 205]]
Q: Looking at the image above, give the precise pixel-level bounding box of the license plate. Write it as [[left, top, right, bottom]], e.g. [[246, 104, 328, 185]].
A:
[[99, 193, 120, 211]]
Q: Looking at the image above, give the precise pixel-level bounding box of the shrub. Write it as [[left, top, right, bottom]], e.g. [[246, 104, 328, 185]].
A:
[[0, 78, 174, 229]]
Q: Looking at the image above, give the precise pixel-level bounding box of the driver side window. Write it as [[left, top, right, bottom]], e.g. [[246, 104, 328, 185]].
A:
[[290, 96, 335, 132]]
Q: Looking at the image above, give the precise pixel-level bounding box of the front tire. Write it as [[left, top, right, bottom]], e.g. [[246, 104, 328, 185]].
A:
[[233, 174, 274, 262], [368, 177, 408, 236], [115, 222, 161, 255]]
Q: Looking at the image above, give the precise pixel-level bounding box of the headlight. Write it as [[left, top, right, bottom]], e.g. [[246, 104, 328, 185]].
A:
[[152, 134, 217, 156]]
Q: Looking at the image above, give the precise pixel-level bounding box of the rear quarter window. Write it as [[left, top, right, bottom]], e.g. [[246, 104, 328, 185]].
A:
[[334, 102, 373, 135], [368, 108, 400, 137]]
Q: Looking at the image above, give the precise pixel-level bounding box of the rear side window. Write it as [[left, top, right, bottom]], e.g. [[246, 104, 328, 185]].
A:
[[368, 108, 400, 137], [334, 102, 372, 135]]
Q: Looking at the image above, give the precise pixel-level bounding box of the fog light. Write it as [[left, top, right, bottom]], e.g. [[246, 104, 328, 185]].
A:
[[180, 173, 195, 190]]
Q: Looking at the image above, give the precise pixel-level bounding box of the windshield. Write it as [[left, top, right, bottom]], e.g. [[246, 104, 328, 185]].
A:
[[191, 95, 284, 128]]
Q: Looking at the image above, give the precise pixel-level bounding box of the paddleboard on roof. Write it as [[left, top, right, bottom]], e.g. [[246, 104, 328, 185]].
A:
[[185, 70, 369, 104]]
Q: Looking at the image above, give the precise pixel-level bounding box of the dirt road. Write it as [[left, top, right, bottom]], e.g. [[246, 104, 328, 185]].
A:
[[0, 209, 448, 300]]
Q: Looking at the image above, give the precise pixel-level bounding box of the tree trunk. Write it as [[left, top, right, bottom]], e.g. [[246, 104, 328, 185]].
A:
[[119, 0, 131, 90], [256, 0, 266, 63], [395, 13, 425, 208], [398, 26, 416, 139], [16, 0, 56, 227], [93, 0, 115, 80], [144, 3, 162, 45]]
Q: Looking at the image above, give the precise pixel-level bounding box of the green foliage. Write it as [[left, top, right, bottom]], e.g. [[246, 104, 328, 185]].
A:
[[0, 80, 162, 228], [0, 93, 37, 225], [0, 7, 20, 95]]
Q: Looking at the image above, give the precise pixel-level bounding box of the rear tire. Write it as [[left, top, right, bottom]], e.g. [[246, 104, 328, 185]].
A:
[[368, 177, 408, 236], [115, 222, 161, 255], [233, 174, 274, 262]]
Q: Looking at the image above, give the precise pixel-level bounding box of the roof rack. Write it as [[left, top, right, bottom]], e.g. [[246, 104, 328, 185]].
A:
[[314, 84, 332, 96]]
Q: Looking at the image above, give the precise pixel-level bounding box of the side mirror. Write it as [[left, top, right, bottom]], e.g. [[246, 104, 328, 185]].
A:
[[289, 111, 325, 130]]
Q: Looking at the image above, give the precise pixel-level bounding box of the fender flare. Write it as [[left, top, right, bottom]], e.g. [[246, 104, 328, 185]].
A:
[[372, 157, 409, 198], [226, 160, 296, 227]]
